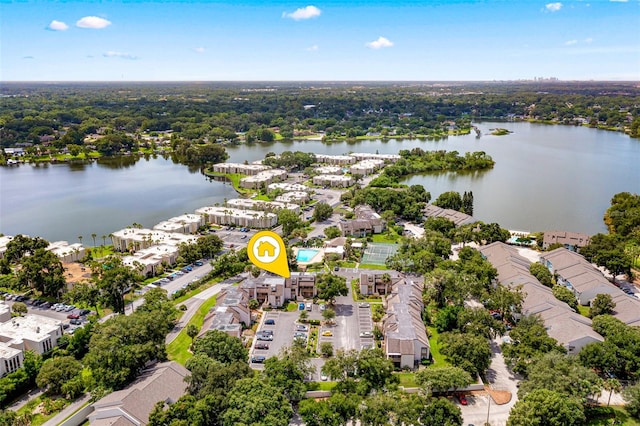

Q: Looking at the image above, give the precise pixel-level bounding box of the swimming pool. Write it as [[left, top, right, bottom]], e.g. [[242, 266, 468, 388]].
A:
[[296, 249, 319, 262]]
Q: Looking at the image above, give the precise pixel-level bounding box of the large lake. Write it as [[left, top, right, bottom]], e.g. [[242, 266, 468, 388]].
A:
[[1, 121, 639, 242]]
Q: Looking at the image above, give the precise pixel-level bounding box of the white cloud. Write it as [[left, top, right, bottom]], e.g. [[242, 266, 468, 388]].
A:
[[103, 51, 138, 60], [23, 56, 35, 60], [283, 5, 321, 20], [306, 45, 319, 51], [77, 16, 112, 29], [47, 20, 69, 31], [194, 47, 206, 53], [366, 36, 394, 49], [565, 39, 578, 45], [584, 37, 593, 44], [545, 2, 563, 11]]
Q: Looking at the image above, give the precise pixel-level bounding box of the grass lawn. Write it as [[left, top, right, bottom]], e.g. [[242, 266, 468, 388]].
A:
[[204, 171, 251, 194], [371, 232, 401, 243], [338, 261, 357, 268], [16, 396, 63, 426], [286, 301, 299, 312], [427, 326, 450, 367], [307, 381, 338, 391], [91, 245, 115, 259], [252, 193, 271, 201], [359, 263, 390, 270], [586, 406, 640, 426], [396, 372, 419, 388], [166, 295, 218, 365], [578, 305, 590, 317]]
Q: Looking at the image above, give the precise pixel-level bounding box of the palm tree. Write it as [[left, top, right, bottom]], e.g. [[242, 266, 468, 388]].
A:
[[91, 233, 97, 247], [604, 378, 621, 406], [101, 235, 107, 246], [78, 235, 83, 245]]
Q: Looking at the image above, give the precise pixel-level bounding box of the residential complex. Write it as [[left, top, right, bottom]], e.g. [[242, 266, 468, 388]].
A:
[[90, 362, 189, 426], [46, 241, 87, 263], [480, 242, 604, 355], [196, 206, 278, 228], [226, 198, 300, 214], [315, 154, 356, 165], [241, 272, 317, 308], [340, 205, 385, 237], [200, 287, 251, 339], [315, 165, 343, 175], [239, 169, 287, 189], [268, 182, 310, 192], [211, 162, 270, 175], [312, 174, 354, 188], [349, 159, 385, 176], [153, 214, 205, 234], [542, 230, 591, 251], [349, 153, 401, 163], [359, 272, 402, 296], [423, 204, 475, 226], [110, 228, 197, 253], [382, 279, 430, 369], [275, 191, 310, 204]]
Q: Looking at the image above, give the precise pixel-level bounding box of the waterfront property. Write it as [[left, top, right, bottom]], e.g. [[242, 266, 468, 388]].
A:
[[211, 162, 270, 175], [110, 228, 198, 252], [121, 244, 180, 277], [196, 206, 277, 228], [542, 230, 591, 251], [314, 165, 343, 175], [382, 279, 430, 369], [423, 204, 475, 227], [153, 214, 205, 234], [267, 182, 310, 192], [350, 153, 401, 163], [275, 191, 310, 204], [480, 242, 604, 355], [46, 240, 87, 263], [540, 247, 640, 326], [0, 236, 14, 259]]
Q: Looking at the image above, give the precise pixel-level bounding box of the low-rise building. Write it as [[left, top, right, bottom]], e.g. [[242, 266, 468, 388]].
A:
[[0, 314, 64, 356], [196, 206, 277, 228], [0, 236, 14, 259], [240, 169, 287, 189], [315, 165, 343, 175], [543, 231, 591, 251], [275, 191, 310, 204], [268, 182, 310, 192], [349, 153, 401, 163], [122, 244, 179, 277], [199, 287, 251, 339], [47, 241, 86, 263], [480, 242, 604, 354], [211, 162, 271, 175], [339, 205, 384, 237], [110, 229, 197, 252], [153, 214, 204, 234], [226, 198, 300, 214], [382, 279, 430, 369], [315, 154, 356, 165], [359, 272, 402, 296], [423, 204, 476, 227], [0, 344, 24, 377], [241, 272, 317, 307], [312, 175, 354, 188], [89, 362, 189, 426], [349, 159, 385, 176]]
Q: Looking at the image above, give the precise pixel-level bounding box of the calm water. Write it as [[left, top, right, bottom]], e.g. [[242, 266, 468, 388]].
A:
[[1, 122, 639, 242]]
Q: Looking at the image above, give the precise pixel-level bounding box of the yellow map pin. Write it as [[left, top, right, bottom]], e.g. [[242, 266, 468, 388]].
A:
[[247, 230, 290, 278]]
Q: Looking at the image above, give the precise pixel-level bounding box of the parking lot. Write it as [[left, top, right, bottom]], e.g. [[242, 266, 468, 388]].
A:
[[2, 294, 92, 334]]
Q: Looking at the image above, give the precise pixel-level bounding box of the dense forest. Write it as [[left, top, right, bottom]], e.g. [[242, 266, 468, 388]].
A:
[[1, 81, 639, 154]]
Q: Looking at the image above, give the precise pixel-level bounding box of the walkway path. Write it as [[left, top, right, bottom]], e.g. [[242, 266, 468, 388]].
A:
[[42, 394, 91, 426]]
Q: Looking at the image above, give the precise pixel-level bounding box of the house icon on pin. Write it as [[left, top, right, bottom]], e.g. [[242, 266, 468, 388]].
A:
[[257, 240, 276, 257]]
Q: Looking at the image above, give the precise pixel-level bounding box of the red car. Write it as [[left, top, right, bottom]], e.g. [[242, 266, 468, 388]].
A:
[[67, 313, 79, 319], [457, 393, 468, 405]]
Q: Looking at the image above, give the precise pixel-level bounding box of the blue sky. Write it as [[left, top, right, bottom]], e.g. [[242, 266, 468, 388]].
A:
[[1, 0, 639, 81]]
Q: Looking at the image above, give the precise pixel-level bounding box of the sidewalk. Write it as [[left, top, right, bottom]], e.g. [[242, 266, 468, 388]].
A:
[[42, 393, 91, 426]]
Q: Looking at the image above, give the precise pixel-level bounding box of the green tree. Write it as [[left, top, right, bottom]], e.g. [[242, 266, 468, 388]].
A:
[[433, 191, 463, 211], [529, 263, 553, 287], [440, 332, 491, 377], [461, 191, 474, 216], [590, 293, 616, 318], [603, 378, 621, 407], [4, 235, 49, 263], [312, 202, 333, 222], [320, 341, 334, 357], [94, 256, 143, 314], [222, 378, 292, 426], [416, 366, 474, 396], [315, 273, 348, 303], [418, 397, 463, 426], [277, 209, 304, 238], [551, 285, 578, 312], [624, 382, 640, 419], [11, 302, 27, 316], [262, 356, 307, 402], [36, 356, 83, 397], [322, 307, 336, 324], [187, 324, 199, 349], [298, 398, 342, 426], [16, 248, 65, 297], [507, 389, 585, 426], [324, 226, 342, 239], [192, 330, 248, 365]]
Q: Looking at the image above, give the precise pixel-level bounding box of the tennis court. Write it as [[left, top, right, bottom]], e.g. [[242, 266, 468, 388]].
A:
[[360, 243, 399, 265]]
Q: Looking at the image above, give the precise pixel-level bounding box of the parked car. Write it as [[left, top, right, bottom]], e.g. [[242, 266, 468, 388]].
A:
[[69, 318, 82, 325], [79, 309, 91, 316], [67, 313, 80, 319], [264, 319, 275, 325], [319, 304, 326, 312], [261, 330, 274, 336], [251, 356, 266, 363], [298, 302, 305, 310], [457, 393, 468, 406], [295, 324, 309, 332], [321, 330, 333, 337], [359, 302, 370, 308], [320, 374, 328, 381], [294, 332, 307, 338], [359, 331, 373, 338], [194, 261, 204, 266], [257, 334, 273, 341], [255, 342, 269, 350]]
